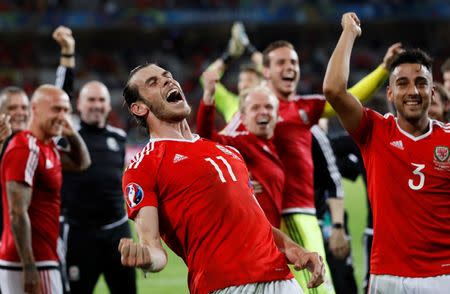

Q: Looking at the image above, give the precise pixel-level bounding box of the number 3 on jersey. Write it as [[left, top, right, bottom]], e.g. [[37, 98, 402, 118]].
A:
[[408, 163, 425, 190], [205, 156, 237, 183]]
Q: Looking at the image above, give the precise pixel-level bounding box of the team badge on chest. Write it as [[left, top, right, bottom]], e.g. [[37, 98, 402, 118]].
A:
[[433, 146, 450, 171], [107, 137, 120, 151], [434, 146, 449, 162]]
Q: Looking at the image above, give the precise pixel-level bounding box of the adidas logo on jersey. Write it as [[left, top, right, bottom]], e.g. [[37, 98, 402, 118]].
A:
[[390, 140, 404, 150], [173, 153, 188, 163]]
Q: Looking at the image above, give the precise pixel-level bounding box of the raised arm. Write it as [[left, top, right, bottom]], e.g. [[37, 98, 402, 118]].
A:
[[272, 227, 325, 288], [323, 12, 363, 132], [323, 43, 403, 118], [60, 114, 91, 172], [6, 181, 41, 294], [53, 26, 75, 99], [119, 206, 168, 273]]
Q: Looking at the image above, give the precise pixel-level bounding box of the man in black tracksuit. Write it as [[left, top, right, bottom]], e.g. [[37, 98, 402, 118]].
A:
[[312, 124, 358, 294], [61, 81, 136, 294]]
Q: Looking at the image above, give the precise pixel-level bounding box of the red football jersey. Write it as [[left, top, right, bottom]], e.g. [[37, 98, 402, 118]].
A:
[[222, 95, 326, 212], [122, 136, 293, 294], [0, 131, 61, 267], [350, 108, 450, 277], [197, 102, 285, 227]]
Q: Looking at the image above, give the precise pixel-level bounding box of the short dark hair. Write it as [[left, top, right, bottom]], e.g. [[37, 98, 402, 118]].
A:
[[123, 63, 154, 129], [441, 58, 450, 74], [389, 49, 433, 72], [239, 63, 262, 78], [262, 40, 294, 67]]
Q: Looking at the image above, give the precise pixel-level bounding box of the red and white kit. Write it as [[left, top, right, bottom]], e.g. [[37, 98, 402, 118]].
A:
[[0, 131, 63, 294], [223, 95, 326, 213], [196, 101, 285, 227], [123, 136, 293, 294], [350, 108, 450, 277]]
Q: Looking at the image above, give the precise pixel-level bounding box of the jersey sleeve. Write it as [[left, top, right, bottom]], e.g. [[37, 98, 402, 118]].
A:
[[196, 101, 245, 147], [122, 156, 159, 220], [348, 108, 380, 147], [3, 146, 38, 187]]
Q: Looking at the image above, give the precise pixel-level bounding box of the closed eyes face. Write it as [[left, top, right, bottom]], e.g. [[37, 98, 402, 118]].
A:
[[130, 64, 191, 123]]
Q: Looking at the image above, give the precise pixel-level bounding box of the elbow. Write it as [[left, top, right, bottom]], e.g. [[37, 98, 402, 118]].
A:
[[80, 158, 92, 171], [9, 207, 25, 226], [323, 83, 346, 102], [73, 157, 91, 172]]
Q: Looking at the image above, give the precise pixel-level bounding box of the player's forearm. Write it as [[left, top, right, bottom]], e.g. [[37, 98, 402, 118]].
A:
[[323, 28, 358, 105], [10, 210, 35, 267], [196, 101, 216, 139], [7, 182, 35, 267], [59, 37, 75, 68], [135, 208, 168, 272], [327, 198, 345, 225], [323, 65, 389, 118], [272, 227, 306, 255], [214, 83, 239, 123], [65, 131, 91, 171]]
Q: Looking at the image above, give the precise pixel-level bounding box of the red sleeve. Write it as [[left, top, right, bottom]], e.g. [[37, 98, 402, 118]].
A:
[[3, 146, 38, 187], [196, 100, 236, 146], [122, 155, 159, 220], [349, 108, 378, 146]]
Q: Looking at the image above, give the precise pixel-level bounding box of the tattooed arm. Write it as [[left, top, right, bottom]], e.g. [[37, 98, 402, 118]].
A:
[[6, 181, 41, 294]]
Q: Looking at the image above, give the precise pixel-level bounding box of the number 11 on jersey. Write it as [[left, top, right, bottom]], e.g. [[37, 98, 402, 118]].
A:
[[205, 156, 237, 183]]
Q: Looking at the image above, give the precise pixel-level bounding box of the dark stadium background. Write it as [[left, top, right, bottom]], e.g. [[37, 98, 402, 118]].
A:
[[0, 1, 448, 293]]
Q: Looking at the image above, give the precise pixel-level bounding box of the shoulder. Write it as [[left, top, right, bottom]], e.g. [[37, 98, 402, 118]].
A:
[[431, 120, 450, 132], [106, 125, 127, 139], [125, 141, 163, 172], [106, 125, 127, 138], [7, 131, 39, 153]]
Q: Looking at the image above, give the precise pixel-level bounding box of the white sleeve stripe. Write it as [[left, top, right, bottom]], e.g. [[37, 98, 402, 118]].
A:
[[294, 94, 326, 101], [55, 65, 67, 89], [25, 136, 40, 186], [129, 141, 154, 169], [311, 125, 344, 198], [221, 113, 241, 135]]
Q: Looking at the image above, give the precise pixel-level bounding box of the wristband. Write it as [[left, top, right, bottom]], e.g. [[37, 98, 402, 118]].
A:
[[332, 223, 343, 229], [220, 51, 232, 66], [246, 43, 257, 55], [61, 53, 75, 58]]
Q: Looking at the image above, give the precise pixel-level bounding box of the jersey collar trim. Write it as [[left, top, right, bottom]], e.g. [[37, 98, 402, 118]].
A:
[[149, 134, 201, 143], [395, 118, 433, 141]]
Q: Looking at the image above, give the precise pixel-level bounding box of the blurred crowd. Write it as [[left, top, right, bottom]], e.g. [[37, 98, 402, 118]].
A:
[[1, 25, 448, 144]]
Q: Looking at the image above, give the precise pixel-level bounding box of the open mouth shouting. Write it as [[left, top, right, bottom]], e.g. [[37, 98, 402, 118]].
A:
[[165, 87, 185, 104], [256, 117, 270, 126]]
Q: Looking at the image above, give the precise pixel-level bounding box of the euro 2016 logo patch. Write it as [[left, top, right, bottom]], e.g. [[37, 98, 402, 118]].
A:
[[126, 183, 144, 208]]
